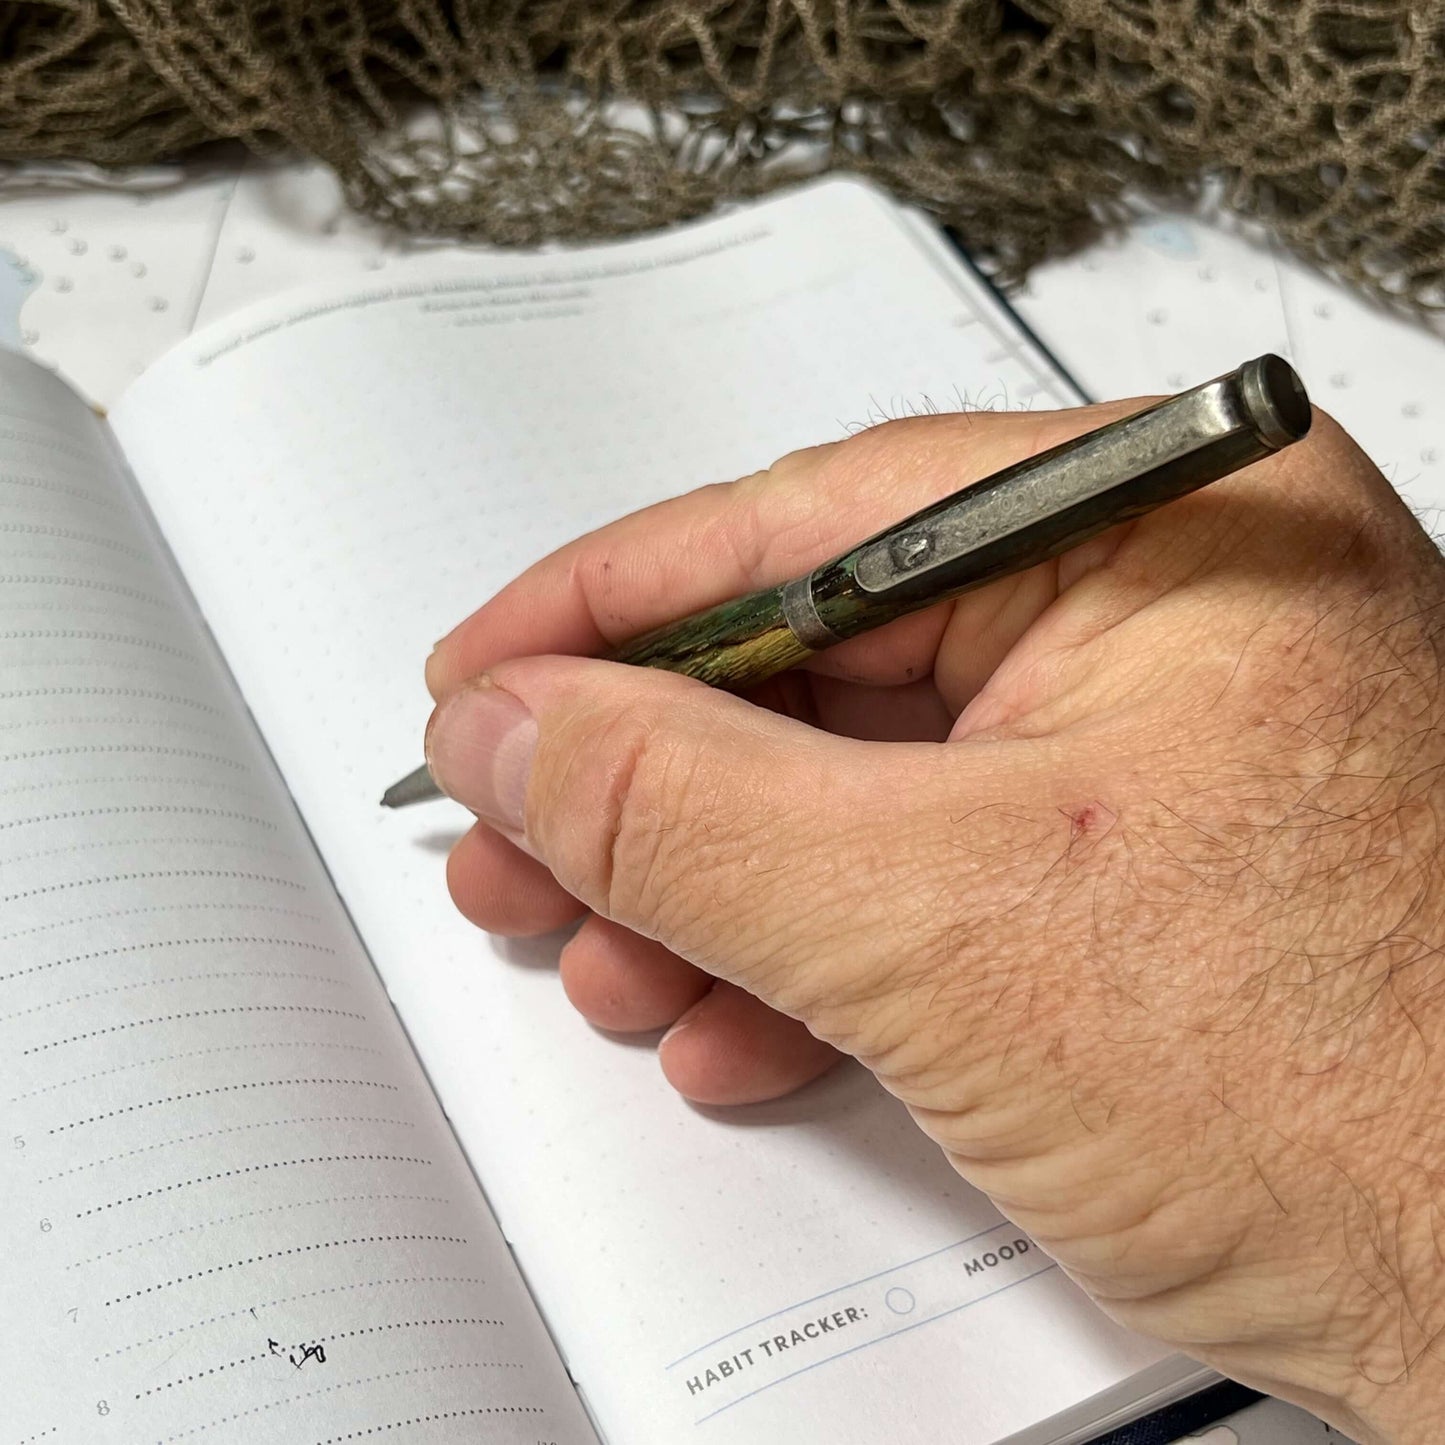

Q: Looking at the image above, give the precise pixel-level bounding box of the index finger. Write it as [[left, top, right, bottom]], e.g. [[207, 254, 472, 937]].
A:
[[425, 402, 1133, 700]]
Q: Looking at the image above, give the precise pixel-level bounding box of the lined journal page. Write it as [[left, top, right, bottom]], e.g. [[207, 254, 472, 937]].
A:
[[0, 352, 596, 1443], [114, 180, 1170, 1445]]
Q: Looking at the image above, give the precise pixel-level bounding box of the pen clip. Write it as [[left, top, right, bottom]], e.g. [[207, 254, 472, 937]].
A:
[[850, 380, 1239, 597]]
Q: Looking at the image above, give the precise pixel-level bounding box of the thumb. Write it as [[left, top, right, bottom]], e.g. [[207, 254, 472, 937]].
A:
[[423, 656, 1012, 1029]]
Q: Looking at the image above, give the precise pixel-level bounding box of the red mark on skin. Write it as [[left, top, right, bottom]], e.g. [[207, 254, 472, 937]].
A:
[[1064, 802, 1116, 842]]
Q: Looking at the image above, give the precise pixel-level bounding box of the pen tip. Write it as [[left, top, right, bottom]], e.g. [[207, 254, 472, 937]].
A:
[[380, 764, 443, 809]]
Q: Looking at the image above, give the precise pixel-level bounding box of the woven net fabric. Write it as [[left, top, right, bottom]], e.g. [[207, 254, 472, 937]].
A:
[[0, 1, 1441, 311]]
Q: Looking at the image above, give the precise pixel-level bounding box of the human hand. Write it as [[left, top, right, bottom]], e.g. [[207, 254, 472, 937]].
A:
[[424, 401, 1445, 1443]]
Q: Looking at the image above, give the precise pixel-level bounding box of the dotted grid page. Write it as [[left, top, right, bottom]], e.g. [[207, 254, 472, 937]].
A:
[[1012, 208, 1444, 509], [1012, 210, 1294, 402], [0, 351, 597, 1445], [111, 178, 1174, 1445], [1270, 256, 1445, 524]]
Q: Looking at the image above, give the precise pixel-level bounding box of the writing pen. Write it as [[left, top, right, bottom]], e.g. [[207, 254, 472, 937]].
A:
[[382, 354, 1311, 808]]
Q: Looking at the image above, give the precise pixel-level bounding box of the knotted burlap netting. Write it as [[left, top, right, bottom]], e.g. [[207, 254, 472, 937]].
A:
[[0, 2, 1441, 314]]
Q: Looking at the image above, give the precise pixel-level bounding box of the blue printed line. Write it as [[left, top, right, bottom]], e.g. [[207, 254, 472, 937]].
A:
[[665, 1220, 1014, 1369], [693, 1263, 1059, 1423]]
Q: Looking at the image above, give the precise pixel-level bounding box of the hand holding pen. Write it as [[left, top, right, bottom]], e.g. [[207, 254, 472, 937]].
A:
[[387, 358, 1308, 805], [406, 366, 1445, 1442]]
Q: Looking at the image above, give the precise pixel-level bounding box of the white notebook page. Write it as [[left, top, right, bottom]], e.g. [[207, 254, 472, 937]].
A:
[[113, 179, 1171, 1444], [0, 352, 595, 1443]]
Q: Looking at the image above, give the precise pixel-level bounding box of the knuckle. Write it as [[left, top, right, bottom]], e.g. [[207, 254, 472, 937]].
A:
[[603, 737, 682, 931], [723, 448, 839, 582], [530, 702, 702, 935]]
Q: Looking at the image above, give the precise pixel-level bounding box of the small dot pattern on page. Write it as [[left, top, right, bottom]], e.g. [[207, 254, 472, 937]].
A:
[[12, 1039, 384, 1104], [96, 1274, 486, 1361], [2, 966, 350, 1025], [161, 1360, 535, 1441], [49, 1077, 392, 1133], [0, 173, 238, 406], [44, 1115, 416, 1182], [138, 1316, 505, 1398], [69, 1193, 452, 1269], [1274, 253, 1445, 525], [1013, 205, 1445, 522], [0, 353, 596, 1443]]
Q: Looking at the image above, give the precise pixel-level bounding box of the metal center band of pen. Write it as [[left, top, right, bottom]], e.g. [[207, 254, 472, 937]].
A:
[[611, 355, 1311, 691]]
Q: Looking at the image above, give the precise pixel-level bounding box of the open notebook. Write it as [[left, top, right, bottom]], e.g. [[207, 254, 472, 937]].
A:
[[0, 178, 1224, 1445]]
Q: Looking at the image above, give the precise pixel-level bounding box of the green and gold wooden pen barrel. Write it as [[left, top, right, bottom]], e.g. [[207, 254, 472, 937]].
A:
[[610, 354, 1311, 691], [381, 355, 1310, 805]]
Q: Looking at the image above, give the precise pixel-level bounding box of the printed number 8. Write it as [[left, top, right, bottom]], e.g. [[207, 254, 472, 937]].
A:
[[97, 1401, 110, 1416]]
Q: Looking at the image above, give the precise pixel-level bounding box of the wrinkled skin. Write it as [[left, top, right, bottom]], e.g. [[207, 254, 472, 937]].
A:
[[425, 401, 1445, 1443]]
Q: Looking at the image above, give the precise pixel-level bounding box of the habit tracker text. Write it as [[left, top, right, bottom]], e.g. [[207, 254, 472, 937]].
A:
[[684, 1307, 868, 1397]]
